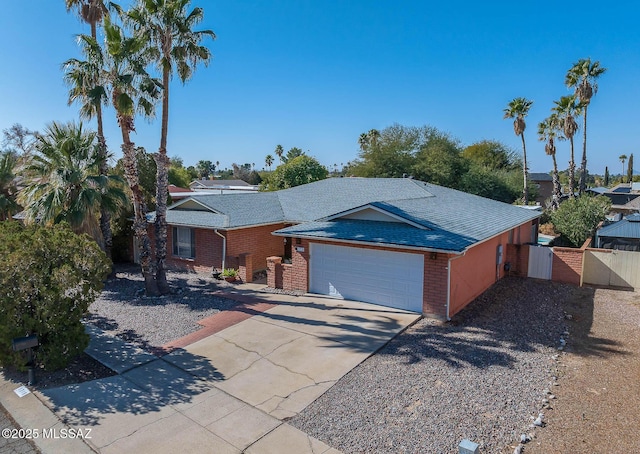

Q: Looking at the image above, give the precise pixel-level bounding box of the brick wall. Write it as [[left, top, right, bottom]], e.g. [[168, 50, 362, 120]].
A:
[[226, 223, 287, 275], [423, 253, 450, 319], [506, 243, 529, 277], [551, 247, 584, 285], [165, 228, 223, 274]]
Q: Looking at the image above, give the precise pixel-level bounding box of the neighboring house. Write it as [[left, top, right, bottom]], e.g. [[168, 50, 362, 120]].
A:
[[151, 178, 540, 319], [595, 213, 640, 251], [529, 173, 553, 205], [189, 179, 258, 194], [588, 183, 640, 215], [168, 184, 193, 201]]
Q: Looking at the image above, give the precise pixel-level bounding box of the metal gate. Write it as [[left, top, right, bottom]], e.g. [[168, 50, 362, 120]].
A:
[[528, 245, 553, 280]]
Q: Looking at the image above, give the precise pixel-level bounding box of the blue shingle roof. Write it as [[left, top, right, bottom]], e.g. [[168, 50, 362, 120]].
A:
[[597, 215, 640, 239], [164, 177, 540, 251]]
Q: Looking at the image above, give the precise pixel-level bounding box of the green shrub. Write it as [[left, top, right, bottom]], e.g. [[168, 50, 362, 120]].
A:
[[550, 195, 611, 248], [0, 222, 110, 370]]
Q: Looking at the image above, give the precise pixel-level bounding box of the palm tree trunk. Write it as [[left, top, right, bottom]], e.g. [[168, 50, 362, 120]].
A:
[[520, 133, 528, 204], [154, 67, 171, 294], [551, 154, 561, 210], [578, 106, 588, 194], [568, 138, 576, 198], [91, 16, 114, 265], [119, 113, 159, 296]]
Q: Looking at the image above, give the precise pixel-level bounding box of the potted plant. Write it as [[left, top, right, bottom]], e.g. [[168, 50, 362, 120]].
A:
[[221, 268, 238, 282]]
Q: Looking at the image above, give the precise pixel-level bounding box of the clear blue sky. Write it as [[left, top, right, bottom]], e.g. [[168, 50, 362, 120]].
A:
[[1, 1, 638, 176]]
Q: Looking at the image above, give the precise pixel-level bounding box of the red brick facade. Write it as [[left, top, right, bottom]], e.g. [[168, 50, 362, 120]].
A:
[[551, 247, 584, 285]]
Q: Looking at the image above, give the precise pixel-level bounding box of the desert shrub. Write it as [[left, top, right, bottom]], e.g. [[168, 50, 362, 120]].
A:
[[0, 222, 110, 370]]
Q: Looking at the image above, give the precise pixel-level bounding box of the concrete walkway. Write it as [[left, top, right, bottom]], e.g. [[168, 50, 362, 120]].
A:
[[2, 286, 420, 453]]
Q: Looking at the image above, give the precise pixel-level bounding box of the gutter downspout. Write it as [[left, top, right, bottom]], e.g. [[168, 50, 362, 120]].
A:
[[446, 252, 466, 321], [214, 229, 226, 271]]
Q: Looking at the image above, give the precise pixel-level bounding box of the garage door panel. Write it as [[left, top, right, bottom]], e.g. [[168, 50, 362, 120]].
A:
[[310, 243, 424, 312]]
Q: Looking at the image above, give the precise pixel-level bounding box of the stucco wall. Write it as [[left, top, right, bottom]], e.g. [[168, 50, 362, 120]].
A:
[[449, 231, 509, 317]]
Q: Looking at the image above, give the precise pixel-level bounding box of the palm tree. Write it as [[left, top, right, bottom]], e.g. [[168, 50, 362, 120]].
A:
[[125, 0, 215, 294], [367, 129, 380, 147], [358, 133, 369, 151], [17, 122, 126, 244], [274, 144, 284, 163], [503, 97, 534, 204], [538, 115, 563, 210], [553, 95, 581, 197], [66, 15, 161, 294], [64, 0, 114, 259], [565, 58, 606, 194], [0, 152, 20, 221], [265, 154, 274, 170], [620, 154, 628, 182]]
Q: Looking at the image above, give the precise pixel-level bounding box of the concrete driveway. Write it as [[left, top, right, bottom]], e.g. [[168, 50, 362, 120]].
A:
[[27, 289, 420, 453]]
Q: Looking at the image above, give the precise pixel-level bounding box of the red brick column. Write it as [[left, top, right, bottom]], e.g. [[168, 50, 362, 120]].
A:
[[238, 253, 253, 283], [423, 254, 449, 319], [291, 240, 309, 292], [266, 256, 282, 288]]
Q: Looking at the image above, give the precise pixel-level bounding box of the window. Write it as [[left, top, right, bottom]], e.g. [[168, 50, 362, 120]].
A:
[[172, 227, 195, 259]]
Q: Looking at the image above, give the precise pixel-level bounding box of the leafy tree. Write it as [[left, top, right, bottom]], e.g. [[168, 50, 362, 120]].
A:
[[459, 166, 519, 203], [18, 122, 127, 247], [565, 58, 606, 195], [627, 153, 634, 184], [0, 152, 20, 220], [350, 124, 421, 178], [246, 170, 262, 185], [503, 97, 534, 204], [550, 195, 610, 247], [195, 159, 215, 178], [462, 140, 519, 170], [0, 222, 110, 370], [232, 163, 252, 182], [538, 114, 563, 210], [262, 155, 328, 190], [553, 95, 581, 197], [2, 124, 38, 156], [412, 129, 466, 188], [283, 147, 304, 163], [168, 164, 192, 188], [125, 0, 215, 294]]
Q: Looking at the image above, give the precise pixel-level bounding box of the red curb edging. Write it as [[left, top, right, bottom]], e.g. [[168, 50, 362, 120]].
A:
[[160, 291, 277, 353]]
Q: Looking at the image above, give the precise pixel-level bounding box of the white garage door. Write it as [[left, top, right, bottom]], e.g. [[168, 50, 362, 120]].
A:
[[310, 243, 424, 312]]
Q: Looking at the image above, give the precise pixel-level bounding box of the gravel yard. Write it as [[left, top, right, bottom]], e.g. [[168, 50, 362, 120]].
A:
[[291, 277, 573, 454], [85, 265, 240, 352]]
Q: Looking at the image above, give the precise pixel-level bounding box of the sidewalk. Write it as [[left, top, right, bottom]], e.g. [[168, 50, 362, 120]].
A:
[[1, 284, 420, 453]]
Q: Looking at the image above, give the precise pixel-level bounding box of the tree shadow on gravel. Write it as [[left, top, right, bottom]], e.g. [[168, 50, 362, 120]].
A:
[[377, 277, 616, 369], [562, 285, 629, 358]]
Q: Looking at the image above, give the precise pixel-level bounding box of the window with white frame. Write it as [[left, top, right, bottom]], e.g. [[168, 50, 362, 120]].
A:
[[172, 227, 195, 259]]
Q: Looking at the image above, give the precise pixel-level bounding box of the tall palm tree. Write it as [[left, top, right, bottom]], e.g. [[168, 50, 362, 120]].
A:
[[0, 152, 20, 221], [565, 58, 606, 194], [265, 154, 274, 171], [619, 154, 628, 182], [503, 97, 534, 204], [274, 144, 284, 163], [538, 115, 563, 210], [367, 129, 380, 147], [125, 0, 215, 294], [17, 122, 126, 244], [553, 95, 581, 197], [66, 15, 161, 294], [358, 133, 369, 151], [65, 0, 115, 259]]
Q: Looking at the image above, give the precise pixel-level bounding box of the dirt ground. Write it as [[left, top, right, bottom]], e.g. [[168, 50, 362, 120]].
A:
[[526, 286, 640, 453]]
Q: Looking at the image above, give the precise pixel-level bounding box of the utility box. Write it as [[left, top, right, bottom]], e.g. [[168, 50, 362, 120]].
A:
[[12, 335, 38, 351], [459, 439, 480, 454]]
